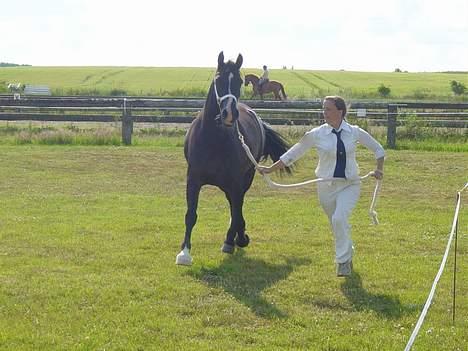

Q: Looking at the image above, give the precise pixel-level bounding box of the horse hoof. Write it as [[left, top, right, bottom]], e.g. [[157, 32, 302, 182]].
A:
[[175, 248, 193, 266], [221, 242, 235, 254], [235, 234, 250, 248]]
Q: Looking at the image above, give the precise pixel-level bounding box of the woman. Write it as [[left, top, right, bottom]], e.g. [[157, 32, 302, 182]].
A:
[[258, 65, 269, 90], [257, 96, 385, 277]]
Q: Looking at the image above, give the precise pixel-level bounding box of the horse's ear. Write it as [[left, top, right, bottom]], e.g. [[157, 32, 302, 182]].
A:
[[235, 54, 243, 69], [217, 51, 224, 69]]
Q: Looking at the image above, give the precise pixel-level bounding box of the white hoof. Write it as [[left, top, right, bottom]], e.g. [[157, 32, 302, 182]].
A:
[[176, 248, 193, 266]]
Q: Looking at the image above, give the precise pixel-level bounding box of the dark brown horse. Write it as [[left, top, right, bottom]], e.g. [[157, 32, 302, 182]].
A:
[[176, 52, 291, 265], [245, 73, 287, 101]]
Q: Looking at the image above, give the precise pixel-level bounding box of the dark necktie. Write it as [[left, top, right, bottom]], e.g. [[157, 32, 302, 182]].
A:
[[332, 129, 346, 178]]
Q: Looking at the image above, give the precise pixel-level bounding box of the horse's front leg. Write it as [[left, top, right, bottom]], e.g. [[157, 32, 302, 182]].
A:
[[176, 176, 201, 265], [222, 190, 249, 254], [221, 191, 236, 253], [251, 87, 258, 99]]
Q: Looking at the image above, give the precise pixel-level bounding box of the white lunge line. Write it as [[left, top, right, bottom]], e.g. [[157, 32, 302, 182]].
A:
[[404, 182, 467, 351]]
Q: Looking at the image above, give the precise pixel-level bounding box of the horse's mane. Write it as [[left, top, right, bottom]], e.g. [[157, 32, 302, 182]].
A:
[[245, 73, 259, 82]]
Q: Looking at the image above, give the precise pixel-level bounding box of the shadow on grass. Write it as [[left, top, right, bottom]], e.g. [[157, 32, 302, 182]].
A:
[[188, 250, 310, 319], [340, 271, 414, 319]]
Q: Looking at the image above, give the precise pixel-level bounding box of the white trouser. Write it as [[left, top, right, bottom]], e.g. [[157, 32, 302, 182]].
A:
[[317, 180, 361, 264]]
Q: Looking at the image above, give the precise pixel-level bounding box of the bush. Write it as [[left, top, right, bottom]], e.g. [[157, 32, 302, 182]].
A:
[[450, 80, 466, 95], [0, 81, 8, 93], [377, 84, 391, 97], [399, 113, 429, 139], [410, 88, 435, 100], [110, 88, 128, 96]]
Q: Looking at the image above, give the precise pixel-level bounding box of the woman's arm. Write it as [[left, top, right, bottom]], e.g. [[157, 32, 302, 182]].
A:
[[257, 159, 286, 174], [257, 128, 316, 175], [374, 156, 385, 179], [358, 128, 385, 179]]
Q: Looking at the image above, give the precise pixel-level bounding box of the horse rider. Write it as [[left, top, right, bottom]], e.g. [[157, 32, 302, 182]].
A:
[[258, 65, 269, 92]]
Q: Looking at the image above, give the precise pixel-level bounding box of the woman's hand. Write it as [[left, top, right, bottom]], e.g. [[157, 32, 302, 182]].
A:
[[256, 165, 273, 175], [256, 160, 286, 175], [372, 169, 384, 180]]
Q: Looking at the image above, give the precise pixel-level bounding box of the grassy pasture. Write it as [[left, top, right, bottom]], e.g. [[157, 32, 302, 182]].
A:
[[0, 140, 467, 350], [0, 66, 467, 100]]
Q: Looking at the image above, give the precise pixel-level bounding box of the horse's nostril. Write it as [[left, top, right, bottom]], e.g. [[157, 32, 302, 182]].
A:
[[222, 109, 228, 118]]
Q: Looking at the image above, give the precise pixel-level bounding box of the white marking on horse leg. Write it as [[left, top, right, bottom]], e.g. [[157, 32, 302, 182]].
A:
[[175, 247, 193, 266]]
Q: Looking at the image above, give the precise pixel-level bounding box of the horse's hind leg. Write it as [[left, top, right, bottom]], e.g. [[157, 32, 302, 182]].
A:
[[223, 169, 255, 252], [234, 169, 255, 248], [233, 194, 250, 249], [176, 177, 201, 265], [222, 188, 249, 253]]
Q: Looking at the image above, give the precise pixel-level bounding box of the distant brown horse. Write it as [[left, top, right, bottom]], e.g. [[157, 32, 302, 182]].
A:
[[245, 74, 287, 101]]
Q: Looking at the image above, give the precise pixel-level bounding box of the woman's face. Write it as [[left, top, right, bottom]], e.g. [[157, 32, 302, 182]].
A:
[[323, 99, 343, 128]]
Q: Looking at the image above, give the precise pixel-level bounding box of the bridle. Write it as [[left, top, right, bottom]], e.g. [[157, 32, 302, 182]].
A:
[[213, 73, 238, 123]]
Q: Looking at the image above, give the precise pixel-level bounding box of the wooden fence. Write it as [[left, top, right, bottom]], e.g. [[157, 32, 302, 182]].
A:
[[0, 95, 467, 148]]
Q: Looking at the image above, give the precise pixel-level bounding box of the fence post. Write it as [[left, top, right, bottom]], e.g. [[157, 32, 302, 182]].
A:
[[387, 104, 397, 149], [122, 98, 133, 145]]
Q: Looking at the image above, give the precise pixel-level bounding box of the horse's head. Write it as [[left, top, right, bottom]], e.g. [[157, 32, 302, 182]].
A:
[[213, 51, 243, 127], [244, 74, 257, 86], [7, 82, 23, 92]]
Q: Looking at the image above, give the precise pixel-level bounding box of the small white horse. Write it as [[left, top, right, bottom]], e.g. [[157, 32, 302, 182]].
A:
[[7, 83, 23, 100]]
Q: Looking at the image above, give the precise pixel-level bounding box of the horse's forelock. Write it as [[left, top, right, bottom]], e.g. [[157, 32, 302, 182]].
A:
[[222, 61, 240, 74]]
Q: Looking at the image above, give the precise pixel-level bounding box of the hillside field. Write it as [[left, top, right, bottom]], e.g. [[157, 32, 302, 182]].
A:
[[1, 66, 467, 101]]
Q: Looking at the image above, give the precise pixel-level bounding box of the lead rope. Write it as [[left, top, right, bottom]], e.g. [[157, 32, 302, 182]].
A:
[[403, 182, 468, 351], [235, 123, 382, 225]]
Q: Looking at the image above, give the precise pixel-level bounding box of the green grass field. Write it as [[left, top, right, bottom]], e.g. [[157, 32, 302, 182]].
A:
[[0, 139, 467, 350], [1, 121, 467, 153], [1, 66, 467, 101]]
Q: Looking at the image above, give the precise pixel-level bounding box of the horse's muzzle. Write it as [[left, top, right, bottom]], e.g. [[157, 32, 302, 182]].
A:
[[219, 99, 239, 127]]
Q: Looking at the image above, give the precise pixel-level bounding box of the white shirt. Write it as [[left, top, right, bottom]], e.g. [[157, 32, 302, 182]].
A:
[[280, 121, 385, 179]]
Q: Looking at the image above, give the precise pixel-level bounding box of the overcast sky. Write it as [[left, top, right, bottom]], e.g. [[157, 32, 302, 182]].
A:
[[1, 0, 467, 72]]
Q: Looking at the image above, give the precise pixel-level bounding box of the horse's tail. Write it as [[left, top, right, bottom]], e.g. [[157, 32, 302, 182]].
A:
[[280, 84, 287, 101], [261, 121, 292, 174]]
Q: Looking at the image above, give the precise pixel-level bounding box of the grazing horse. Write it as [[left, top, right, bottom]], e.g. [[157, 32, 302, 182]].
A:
[[176, 52, 291, 265], [244, 74, 287, 101], [7, 83, 23, 100]]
